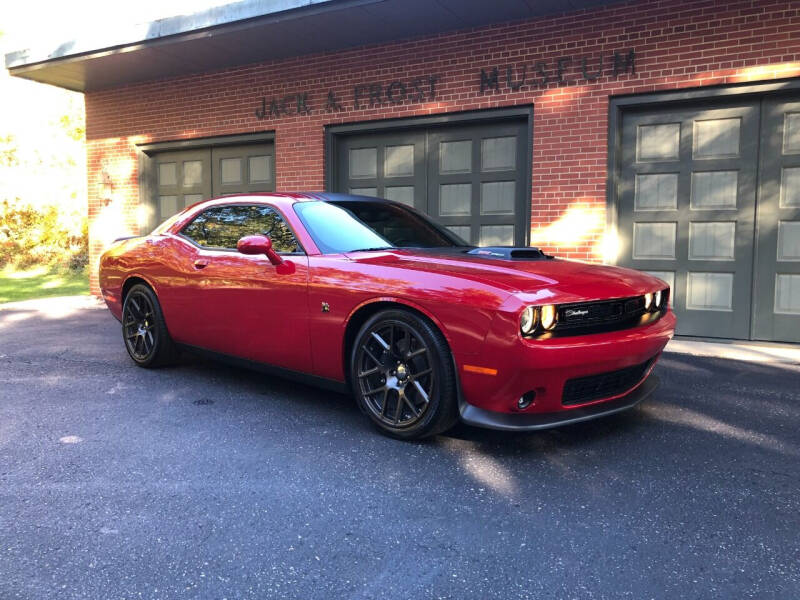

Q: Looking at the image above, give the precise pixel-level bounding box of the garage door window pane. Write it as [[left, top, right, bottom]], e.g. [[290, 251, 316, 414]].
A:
[[775, 274, 800, 314], [778, 221, 800, 261], [159, 195, 178, 218], [447, 226, 471, 243], [440, 140, 472, 174], [694, 118, 740, 158], [159, 163, 176, 186], [784, 113, 800, 154], [385, 145, 414, 177], [632, 222, 676, 259], [439, 184, 471, 216], [480, 225, 514, 246], [687, 272, 733, 311], [221, 158, 242, 184], [689, 222, 735, 260], [384, 186, 415, 207], [249, 156, 272, 183], [350, 187, 377, 197], [481, 137, 516, 171], [183, 160, 202, 187], [644, 270, 675, 292], [691, 171, 738, 209], [481, 181, 515, 215], [635, 173, 678, 210], [637, 124, 679, 161], [780, 168, 800, 208], [350, 148, 377, 179]]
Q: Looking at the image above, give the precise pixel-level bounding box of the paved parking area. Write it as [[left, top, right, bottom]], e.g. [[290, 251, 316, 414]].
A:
[[1, 298, 799, 599]]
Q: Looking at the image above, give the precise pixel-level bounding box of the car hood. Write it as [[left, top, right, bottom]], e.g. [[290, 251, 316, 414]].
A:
[[343, 248, 667, 303]]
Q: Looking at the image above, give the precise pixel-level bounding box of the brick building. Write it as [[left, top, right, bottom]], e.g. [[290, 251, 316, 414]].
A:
[[5, 0, 800, 342]]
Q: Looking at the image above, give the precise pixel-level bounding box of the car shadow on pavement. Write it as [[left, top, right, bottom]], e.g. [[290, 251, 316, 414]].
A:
[[447, 352, 800, 462], [172, 348, 800, 462]]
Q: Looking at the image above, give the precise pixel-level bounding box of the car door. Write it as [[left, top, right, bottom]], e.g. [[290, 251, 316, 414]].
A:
[[172, 203, 312, 373]]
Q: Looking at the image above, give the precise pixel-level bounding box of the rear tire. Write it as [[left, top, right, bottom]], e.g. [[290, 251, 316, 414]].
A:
[[121, 283, 177, 368], [350, 309, 459, 440]]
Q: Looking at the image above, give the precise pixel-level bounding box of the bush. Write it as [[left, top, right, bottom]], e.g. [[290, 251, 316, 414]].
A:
[[0, 199, 88, 272]]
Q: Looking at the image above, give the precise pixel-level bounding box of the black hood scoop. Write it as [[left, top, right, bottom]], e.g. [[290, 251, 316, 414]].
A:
[[465, 247, 553, 260]]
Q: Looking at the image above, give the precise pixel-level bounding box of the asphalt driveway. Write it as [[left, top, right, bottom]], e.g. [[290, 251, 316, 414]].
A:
[[1, 298, 798, 599]]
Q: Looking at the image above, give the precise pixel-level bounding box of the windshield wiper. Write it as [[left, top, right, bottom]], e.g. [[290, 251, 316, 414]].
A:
[[348, 246, 393, 252]]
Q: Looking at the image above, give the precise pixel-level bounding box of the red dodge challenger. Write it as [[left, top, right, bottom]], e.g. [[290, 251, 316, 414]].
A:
[[100, 193, 675, 439]]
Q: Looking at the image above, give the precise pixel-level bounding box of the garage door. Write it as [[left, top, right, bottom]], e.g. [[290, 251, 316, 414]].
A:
[[334, 120, 529, 246], [151, 142, 275, 226], [618, 95, 800, 343]]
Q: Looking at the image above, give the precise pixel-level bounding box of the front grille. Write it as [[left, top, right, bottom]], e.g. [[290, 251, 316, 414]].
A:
[[562, 359, 654, 406], [552, 290, 669, 337]]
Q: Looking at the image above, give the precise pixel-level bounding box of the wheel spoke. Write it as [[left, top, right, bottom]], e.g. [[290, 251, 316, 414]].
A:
[[394, 395, 403, 424], [363, 385, 386, 397], [129, 297, 142, 318], [403, 395, 420, 417], [379, 390, 389, 417], [412, 368, 432, 379], [357, 366, 380, 378], [364, 347, 383, 367], [398, 328, 410, 357], [412, 380, 430, 404], [406, 347, 426, 359], [145, 330, 154, 349], [370, 331, 390, 351]]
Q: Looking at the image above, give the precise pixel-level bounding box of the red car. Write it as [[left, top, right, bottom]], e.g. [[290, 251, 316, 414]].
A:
[[99, 193, 675, 439]]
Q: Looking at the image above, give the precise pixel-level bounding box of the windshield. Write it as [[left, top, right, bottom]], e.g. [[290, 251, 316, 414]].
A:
[[294, 199, 469, 254]]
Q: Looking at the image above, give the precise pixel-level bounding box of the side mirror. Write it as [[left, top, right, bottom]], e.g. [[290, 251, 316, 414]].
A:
[[237, 234, 284, 266]]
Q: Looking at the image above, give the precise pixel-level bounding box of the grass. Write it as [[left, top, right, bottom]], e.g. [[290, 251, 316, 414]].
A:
[[0, 265, 89, 304]]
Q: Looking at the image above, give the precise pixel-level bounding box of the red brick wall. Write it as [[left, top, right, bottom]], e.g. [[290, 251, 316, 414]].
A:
[[85, 0, 800, 293]]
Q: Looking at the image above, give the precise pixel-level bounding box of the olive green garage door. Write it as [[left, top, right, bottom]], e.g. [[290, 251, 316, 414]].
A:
[[149, 142, 275, 227], [617, 94, 800, 343], [334, 119, 529, 246]]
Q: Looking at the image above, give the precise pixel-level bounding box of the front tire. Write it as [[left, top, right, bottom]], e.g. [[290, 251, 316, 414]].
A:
[[350, 309, 459, 440], [121, 283, 177, 368]]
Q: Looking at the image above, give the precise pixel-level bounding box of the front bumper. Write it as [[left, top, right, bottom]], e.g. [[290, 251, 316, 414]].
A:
[[456, 310, 675, 417], [459, 373, 659, 431]]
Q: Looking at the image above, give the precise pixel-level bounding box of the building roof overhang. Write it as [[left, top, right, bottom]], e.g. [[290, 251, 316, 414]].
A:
[[5, 0, 624, 92]]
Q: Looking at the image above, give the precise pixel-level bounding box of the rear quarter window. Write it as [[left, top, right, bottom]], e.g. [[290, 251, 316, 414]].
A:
[[180, 205, 299, 253]]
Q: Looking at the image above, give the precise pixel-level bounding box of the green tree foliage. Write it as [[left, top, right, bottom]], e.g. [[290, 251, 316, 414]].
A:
[[0, 40, 87, 272], [0, 200, 88, 269]]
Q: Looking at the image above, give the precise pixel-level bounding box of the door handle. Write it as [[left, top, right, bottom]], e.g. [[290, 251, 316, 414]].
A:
[[193, 259, 209, 270]]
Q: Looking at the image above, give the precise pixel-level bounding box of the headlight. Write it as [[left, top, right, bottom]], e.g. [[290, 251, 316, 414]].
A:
[[654, 289, 662, 309], [644, 292, 654, 311], [541, 304, 557, 330], [520, 306, 539, 335]]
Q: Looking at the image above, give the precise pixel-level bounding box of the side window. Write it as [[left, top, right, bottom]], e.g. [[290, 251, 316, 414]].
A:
[[181, 205, 300, 253]]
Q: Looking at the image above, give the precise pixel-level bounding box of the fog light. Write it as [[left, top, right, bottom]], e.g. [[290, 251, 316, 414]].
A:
[[518, 391, 536, 410]]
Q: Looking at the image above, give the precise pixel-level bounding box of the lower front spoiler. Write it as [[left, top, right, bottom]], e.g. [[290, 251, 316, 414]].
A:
[[459, 374, 659, 432]]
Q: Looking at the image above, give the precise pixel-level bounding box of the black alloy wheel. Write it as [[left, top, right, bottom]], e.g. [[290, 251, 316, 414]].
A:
[[351, 309, 458, 439], [122, 283, 176, 368]]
